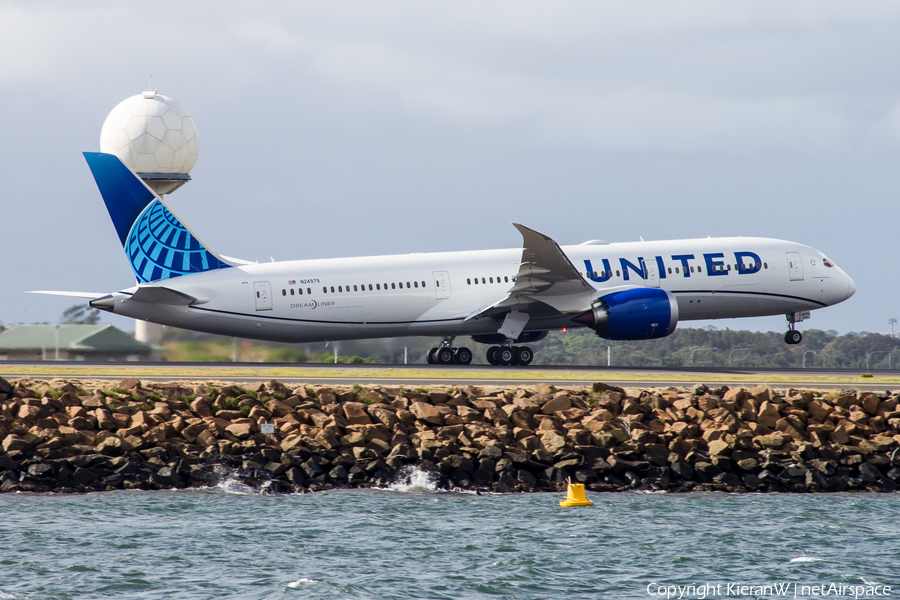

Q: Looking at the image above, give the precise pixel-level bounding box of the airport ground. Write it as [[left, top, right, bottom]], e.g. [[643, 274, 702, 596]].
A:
[[1, 361, 898, 391]]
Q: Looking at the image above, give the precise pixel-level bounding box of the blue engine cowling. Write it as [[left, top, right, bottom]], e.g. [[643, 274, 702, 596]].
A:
[[571, 288, 679, 340]]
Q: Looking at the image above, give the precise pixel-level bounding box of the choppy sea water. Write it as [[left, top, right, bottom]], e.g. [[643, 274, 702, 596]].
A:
[[0, 471, 898, 600]]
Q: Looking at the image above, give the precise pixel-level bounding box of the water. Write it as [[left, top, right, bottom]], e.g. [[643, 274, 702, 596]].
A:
[[0, 475, 898, 599]]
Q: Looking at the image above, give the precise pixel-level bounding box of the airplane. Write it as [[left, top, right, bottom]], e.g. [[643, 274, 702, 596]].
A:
[[31, 152, 857, 366]]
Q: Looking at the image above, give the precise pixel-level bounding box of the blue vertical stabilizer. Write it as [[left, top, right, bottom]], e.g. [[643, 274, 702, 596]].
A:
[[83, 152, 231, 283]]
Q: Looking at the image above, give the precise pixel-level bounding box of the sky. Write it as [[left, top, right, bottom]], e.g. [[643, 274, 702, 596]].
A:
[[2, 1, 899, 337]]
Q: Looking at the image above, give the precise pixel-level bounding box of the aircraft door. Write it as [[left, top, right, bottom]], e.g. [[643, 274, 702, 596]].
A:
[[786, 252, 804, 281], [433, 271, 451, 300], [254, 281, 273, 310], [642, 258, 660, 288]]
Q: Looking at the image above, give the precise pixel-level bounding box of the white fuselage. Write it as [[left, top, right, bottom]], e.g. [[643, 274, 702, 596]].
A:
[[103, 236, 855, 343]]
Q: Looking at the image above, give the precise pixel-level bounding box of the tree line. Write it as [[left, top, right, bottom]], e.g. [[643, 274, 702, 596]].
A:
[[160, 325, 900, 369]]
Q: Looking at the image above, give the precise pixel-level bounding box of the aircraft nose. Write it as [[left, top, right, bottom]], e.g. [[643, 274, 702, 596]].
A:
[[846, 275, 857, 299]]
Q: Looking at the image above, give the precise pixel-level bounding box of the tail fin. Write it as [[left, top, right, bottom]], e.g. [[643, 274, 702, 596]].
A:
[[83, 152, 232, 283]]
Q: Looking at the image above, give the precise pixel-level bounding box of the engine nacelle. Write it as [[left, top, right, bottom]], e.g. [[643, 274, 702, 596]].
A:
[[571, 288, 679, 340]]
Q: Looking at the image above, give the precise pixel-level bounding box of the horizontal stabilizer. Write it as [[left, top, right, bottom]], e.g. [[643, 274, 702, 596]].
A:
[[25, 291, 107, 300], [130, 286, 200, 306]]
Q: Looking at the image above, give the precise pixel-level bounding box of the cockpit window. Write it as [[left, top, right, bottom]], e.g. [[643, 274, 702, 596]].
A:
[[823, 258, 835, 267]]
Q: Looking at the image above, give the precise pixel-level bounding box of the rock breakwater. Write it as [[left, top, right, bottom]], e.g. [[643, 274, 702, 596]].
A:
[[1, 376, 899, 494]]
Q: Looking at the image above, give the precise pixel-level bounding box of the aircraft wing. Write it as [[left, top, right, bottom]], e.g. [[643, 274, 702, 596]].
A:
[[465, 223, 600, 323]]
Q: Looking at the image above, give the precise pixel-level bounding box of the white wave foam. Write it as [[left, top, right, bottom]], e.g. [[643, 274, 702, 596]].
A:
[[216, 476, 256, 495], [385, 466, 441, 493], [287, 578, 319, 588], [789, 556, 822, 563]]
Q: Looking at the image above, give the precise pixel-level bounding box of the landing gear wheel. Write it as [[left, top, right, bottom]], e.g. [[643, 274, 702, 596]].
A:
[[454, 347, 473, 365], [784, 330, 802, 345], [436, 347, 455, 364], [426, 348, 437, 364], [498, 347, 516, 366], [486, 346, 500, 366], [515, 346, 534, 366]]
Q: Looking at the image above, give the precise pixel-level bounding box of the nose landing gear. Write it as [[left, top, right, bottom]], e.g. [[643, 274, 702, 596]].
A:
[[784, 329, 802, 345], [784, 311, 810, 345]]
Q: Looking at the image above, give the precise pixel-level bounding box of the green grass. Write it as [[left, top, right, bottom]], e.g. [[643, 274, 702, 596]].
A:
[[2, 365, 898, 387]]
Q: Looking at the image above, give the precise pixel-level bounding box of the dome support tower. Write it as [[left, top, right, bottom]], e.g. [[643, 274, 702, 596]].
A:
[[99, 86, 202, 346]]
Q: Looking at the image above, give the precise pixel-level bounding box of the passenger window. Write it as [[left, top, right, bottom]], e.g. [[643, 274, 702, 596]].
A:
[[616, 270, 620, 277], [727, 265, 731, 271], [422, 281, 426, 287], [675, 267, 680, 274], [307, 288, 311, 295], [290, 289, 294, 296], [668, 268, 672, 274], [330, 286, 335, 293], [338, 286, 343, 292], [481, 277, 485, 284], [299, 288, 303, 295], [489, 277, 493, 283], [392, 283, 396, 289], [764, 263, 768, 269], [504, 276, 509, 282], [474, 278, 478, 284], [353, 285, 358, 292], [698, 266, 702, 272], [407, 282, 411, 288], [376, 284, 381, 290], [690, 267, 695, 273], [368, 284, 373, 291], [467, 278, 471, 285], [414, 281, 418, 288], [282, 289, 286, 296]]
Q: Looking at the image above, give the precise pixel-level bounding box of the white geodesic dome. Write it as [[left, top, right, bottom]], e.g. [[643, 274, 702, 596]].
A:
[[99, 91, 199, 174]]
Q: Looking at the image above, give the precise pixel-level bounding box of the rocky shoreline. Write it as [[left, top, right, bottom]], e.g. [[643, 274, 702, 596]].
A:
[[1, 376, 899, 494]]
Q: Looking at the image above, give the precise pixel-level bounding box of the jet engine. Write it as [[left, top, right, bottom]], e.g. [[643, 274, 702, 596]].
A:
[[571, 288, 679, 340]]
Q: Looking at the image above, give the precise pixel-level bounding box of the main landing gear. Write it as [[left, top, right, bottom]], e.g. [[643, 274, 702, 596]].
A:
[[426, 337, 536, 366], [486, 345, 534, 366], [426, 337, 473, 365], [783, 310, 810, 345]]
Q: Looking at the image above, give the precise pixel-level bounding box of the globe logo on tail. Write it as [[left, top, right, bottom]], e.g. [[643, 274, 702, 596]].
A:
[[126, 200, 228, 283]]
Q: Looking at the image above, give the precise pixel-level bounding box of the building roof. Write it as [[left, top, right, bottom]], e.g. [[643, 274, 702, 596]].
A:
[[0, 324, 153, 352]]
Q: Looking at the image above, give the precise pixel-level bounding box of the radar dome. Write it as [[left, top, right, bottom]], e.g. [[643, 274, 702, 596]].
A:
[[99, 91, 199, 188]]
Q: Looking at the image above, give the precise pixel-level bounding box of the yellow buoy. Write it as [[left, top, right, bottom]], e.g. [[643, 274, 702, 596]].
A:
[[559, 482, 593, 507]]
